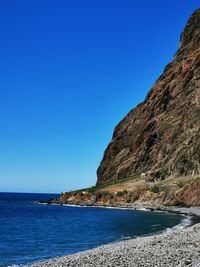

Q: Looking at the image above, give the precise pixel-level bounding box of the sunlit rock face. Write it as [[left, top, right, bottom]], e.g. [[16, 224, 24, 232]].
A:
[[97, 9, 200, 185]]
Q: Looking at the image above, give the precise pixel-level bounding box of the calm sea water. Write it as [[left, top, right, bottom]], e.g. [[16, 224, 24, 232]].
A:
[[0, 192, 184, 267]]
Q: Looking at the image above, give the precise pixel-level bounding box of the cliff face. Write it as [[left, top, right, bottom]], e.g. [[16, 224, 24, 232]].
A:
[[97, 9, 200, 185]]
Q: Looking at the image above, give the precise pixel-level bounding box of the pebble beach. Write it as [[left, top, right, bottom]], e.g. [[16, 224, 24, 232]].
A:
[[26, 207, 200, 267]]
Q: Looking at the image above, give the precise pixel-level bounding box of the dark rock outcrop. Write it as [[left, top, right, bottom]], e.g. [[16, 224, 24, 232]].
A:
[[97, 9, 200, 185]]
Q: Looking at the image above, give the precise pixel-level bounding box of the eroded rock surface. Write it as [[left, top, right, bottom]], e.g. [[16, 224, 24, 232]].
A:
[[97, 9, 200, 185]]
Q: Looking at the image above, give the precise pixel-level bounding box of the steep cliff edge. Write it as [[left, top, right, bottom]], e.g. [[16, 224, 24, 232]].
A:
[[44, 9, 200, 208], [97, 9, 200, 185]]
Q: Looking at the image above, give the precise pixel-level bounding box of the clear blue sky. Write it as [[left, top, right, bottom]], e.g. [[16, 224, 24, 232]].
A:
[[0, 1, 199, 193]]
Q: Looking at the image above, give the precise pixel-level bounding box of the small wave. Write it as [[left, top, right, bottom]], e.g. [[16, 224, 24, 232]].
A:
[[136, 207, 149, 211], [37, 202, 48, 205], [63, 204, 129, 209], [164, 216, 192, 234], [62, 204, 151, 212], [63, 204, 83, 207]]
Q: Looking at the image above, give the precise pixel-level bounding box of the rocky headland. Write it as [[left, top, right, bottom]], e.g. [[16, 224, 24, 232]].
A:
[[44, 9, 200, 209]]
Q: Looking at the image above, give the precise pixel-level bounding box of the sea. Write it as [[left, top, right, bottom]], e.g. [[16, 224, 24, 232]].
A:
[[0, 192, 189, 267]]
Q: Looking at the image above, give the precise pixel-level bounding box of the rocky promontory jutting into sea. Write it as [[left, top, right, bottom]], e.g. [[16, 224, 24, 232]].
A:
[[47, 9, 200, 208]]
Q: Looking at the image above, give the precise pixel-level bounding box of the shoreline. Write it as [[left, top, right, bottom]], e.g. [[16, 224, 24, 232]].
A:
[[37, 201, 200, 225], [26, 205, 200, 267], [37, 200, 200, 215]]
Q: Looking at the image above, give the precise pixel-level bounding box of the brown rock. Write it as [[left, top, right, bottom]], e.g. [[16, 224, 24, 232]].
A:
[[97, 9, 200, 185], [175, 179, 200, 206]]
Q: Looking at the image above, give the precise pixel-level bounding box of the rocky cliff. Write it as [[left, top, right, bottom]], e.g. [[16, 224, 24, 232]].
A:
[[97, 9, 200, 185]]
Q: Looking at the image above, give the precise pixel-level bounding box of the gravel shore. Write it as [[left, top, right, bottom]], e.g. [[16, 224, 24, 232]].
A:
[[26, 207, 200, 267]]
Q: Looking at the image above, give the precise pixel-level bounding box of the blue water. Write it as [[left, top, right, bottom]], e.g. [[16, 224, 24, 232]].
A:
[[0, 192, 184, 267]]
